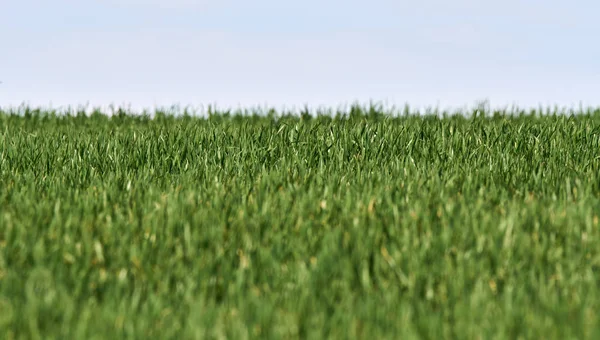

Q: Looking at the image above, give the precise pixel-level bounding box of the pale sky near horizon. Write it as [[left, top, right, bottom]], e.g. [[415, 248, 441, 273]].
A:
[[1, 1, 599, 112]]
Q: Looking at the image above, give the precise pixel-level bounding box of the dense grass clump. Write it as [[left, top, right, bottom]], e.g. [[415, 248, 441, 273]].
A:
[[2, 106, 600, 339]]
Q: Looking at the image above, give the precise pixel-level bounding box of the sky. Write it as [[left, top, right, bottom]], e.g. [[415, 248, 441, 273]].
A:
[[1, 0, 599, 113]]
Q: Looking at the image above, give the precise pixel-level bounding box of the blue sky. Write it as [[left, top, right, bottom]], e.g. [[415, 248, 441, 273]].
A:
[[1, 0, 599, 112]]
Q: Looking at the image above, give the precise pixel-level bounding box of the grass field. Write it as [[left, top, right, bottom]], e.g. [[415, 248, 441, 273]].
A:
[[2, 105, 600, 339]]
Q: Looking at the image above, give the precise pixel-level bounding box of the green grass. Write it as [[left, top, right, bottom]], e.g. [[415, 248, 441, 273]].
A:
[[2, 105, 600, 339]]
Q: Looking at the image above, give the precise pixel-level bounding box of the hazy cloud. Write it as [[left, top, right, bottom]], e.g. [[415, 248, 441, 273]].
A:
[[100, 0, 224, 10]]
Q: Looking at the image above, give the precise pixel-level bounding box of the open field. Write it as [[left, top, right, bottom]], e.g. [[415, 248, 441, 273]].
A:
[[2, 106, 600, 339]]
